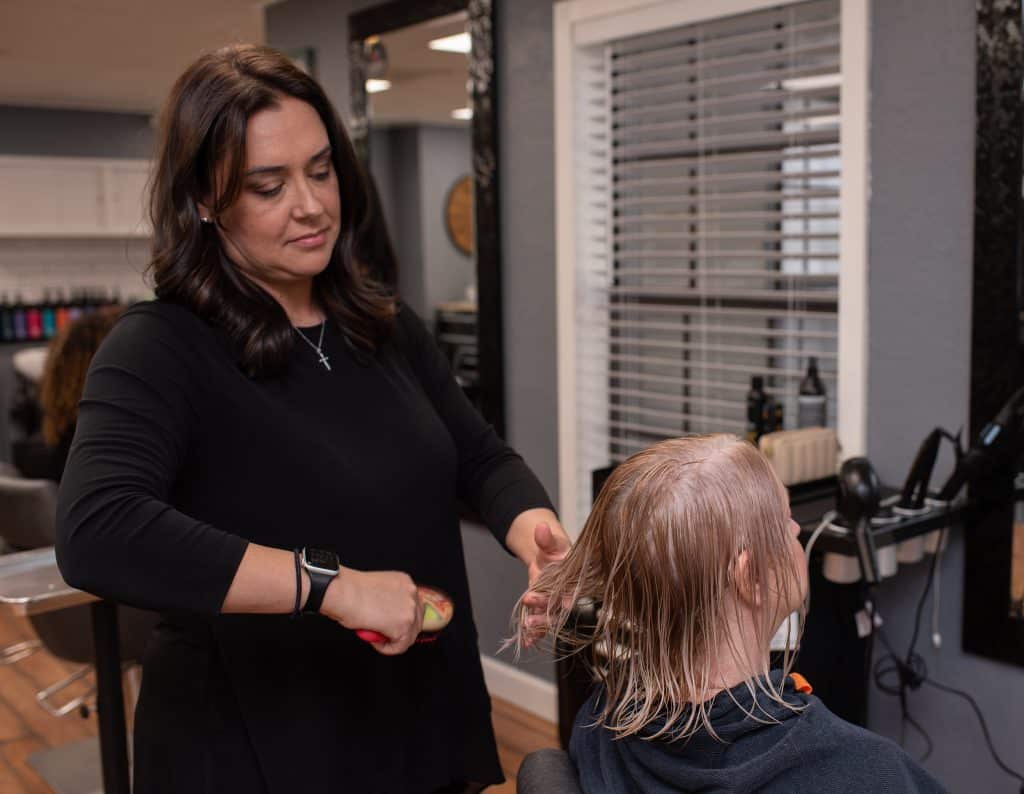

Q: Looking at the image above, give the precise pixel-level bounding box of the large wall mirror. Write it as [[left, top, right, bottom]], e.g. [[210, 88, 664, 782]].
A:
[[963, 0, 1024, 667], [349, 0, 504, 437]]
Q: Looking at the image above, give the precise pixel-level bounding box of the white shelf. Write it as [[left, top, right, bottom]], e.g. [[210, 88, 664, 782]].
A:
[[0, 230, 151, 239], [0, 155, 152, 239]]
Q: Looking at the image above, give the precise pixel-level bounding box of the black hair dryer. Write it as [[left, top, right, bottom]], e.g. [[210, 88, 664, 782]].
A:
[[837, 457, 882, 584], [898, 428, 961, 510]]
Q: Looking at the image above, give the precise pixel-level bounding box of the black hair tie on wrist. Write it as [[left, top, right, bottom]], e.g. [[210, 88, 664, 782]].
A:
[[292, 549, 302, 619]]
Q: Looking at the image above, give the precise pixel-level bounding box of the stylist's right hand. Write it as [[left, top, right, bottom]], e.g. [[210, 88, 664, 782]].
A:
[[321, 569, 423, 655]]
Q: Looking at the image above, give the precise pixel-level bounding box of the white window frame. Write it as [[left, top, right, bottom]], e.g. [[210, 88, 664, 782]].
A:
[[554, 0, 870, 537]]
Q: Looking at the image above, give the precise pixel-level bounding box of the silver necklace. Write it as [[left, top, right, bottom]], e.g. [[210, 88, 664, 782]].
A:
[[294, 320, 331, 371]]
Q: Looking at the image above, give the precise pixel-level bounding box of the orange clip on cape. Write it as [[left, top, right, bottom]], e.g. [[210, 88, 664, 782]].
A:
[[789, 672, 813, 694]]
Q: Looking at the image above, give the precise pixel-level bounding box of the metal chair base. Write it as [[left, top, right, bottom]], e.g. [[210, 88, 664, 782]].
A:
[[36, 666, 96, 718], [0, 639, 41, 665]]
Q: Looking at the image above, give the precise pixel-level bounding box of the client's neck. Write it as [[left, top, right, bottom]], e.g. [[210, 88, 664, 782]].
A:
[[697, 608, 770, 702]]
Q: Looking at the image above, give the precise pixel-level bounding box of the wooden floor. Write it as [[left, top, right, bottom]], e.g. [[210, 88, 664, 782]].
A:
[[0, 607, 558, 793], [489, 692, 561, 793], [0, 605, 98, 793]]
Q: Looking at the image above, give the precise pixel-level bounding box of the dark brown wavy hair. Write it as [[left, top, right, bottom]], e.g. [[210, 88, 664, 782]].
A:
[[148, 44, 395, 376], [40, 307, 124, 447]]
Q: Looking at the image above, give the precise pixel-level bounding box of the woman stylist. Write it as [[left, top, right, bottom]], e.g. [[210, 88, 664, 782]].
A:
[[55, 44, 569, 794]]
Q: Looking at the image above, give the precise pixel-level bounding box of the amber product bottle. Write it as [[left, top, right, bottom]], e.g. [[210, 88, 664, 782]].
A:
[[798, 357, 827, 428]]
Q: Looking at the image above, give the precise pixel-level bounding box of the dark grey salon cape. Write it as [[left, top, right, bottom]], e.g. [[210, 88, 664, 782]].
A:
[[56, 301, 554, 793], [570, 671, 948, 793]]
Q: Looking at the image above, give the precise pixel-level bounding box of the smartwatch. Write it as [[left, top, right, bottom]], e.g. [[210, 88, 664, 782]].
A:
[[301, 547, 340, 615]]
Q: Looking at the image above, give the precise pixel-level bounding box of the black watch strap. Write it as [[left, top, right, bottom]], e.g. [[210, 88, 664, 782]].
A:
[[301, 548, 340, 616], [303, 569, 332, 615]]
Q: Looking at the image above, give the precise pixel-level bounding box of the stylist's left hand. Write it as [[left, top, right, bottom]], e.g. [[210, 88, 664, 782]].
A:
[[506, 508, 572, 646]]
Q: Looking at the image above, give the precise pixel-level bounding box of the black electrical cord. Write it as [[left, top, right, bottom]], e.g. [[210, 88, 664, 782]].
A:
[[922, 678, 1024, 789], [902, 711, 934, 763], [866, 530, 1024, 792], [867, 592, 933, 763]]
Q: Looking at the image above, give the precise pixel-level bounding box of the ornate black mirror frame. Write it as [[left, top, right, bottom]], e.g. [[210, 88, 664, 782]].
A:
[[349, 0, 505, 438], [962, 0, 1024, 666]]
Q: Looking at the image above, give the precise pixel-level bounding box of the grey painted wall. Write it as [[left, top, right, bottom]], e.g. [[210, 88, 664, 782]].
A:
[[478, 0, 561, 678], [863, 2, 1024, 791], [0, 105, 154, 158], [417, 125, 475, 312], [372, 127, 427, 313], [367, 128, 398, 236], [369, 126, 475, 318], [266, 0, 559, 683]]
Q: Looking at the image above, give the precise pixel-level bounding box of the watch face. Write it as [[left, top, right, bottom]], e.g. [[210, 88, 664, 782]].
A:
[[303, 548, 340, 574]]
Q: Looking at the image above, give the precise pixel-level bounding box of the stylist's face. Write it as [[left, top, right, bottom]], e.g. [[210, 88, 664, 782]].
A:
[[212, 96, 341, 291]]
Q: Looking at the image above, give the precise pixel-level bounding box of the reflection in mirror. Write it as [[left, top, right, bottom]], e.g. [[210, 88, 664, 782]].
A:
[[365, 13, 479, 403], [350, 1, 502, 434]]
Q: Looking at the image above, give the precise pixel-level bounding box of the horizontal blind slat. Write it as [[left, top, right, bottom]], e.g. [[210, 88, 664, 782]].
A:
[[614, 128, 838, 160], [615, 168, 841, 191], [613, 85, 839, 123], [612, 40, 839, 86], [599, 302, 839, 322], [602, 286, 839, 303], [615, 105, 841, 136], [600, 352, 839, 379], [612, 17, 839, 71], [615, 210, 838, 224], [607, 267, 838, 278], [611, 2, 837, 58], [591, 334, 839, 359], [600, 317, 838, 340], [614, 146, 840, 173], [613, 231, 838, 243], [613, 62, 840, 106], [615, 189, 838, 208]]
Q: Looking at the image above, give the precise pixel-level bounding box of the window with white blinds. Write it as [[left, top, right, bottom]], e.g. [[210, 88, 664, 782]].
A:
[[567, 0, 842, 523]]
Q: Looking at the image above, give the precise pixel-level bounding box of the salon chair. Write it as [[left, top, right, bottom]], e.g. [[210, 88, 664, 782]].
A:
[[517, 749, 583, 794], [0, 473, 158, 716], [0, 474, 58, 664]]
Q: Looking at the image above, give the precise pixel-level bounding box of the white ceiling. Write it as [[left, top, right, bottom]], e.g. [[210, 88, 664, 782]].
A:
[[0, 0, 267, 114], [0, 1, 470, 127], [367, 13, 471, 128]]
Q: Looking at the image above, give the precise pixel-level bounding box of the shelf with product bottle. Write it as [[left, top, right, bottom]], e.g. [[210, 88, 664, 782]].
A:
[[0, 288, 130, 344], [745, 357, 831, 444]]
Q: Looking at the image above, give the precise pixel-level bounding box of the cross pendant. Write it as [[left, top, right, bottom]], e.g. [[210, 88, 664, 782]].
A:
[[318, 352, 331, 371]]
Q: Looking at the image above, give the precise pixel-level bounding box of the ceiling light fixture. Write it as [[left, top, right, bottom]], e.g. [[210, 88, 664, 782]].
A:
[[366, 79, 392, 93], [450, 107, 473, 120], [429, 32, 471, 54]]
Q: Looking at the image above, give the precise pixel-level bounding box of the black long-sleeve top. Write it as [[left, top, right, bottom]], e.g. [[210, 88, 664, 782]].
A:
[[56, 300, 554, 794]]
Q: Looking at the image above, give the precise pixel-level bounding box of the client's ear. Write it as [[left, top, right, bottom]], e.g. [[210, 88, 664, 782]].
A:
[[732, 550, 762, 608]]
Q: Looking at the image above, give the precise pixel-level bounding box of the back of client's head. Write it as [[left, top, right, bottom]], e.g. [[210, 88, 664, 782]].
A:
[[516, 434, 806, 741], [40, 307, 124, 447]]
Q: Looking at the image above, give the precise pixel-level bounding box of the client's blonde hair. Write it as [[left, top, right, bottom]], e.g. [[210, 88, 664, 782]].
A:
[[514, 434, 803, 741]]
